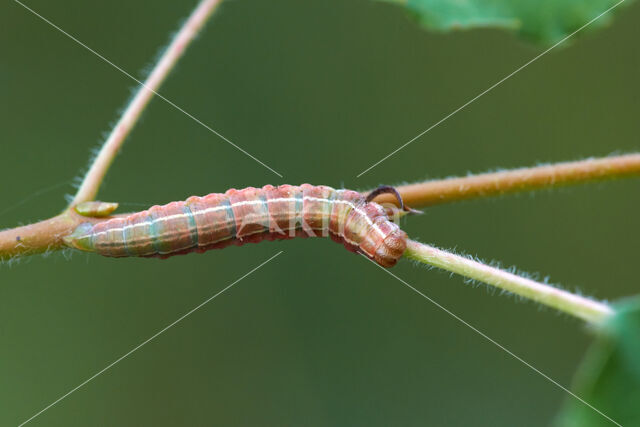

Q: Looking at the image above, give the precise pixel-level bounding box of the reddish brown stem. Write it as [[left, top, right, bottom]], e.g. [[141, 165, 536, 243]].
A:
[[0, 211, 103, 260], [2, 154, 640, 260], [372, 154, 640, 208]]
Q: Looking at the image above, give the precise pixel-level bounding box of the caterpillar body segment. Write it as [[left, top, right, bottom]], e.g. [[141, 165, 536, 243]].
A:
[[64, 184, 409, 267]]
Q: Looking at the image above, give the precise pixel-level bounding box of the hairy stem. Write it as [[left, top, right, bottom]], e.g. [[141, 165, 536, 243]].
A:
[[72, 0, 224, 205], [404, 240, 614, 324], [1, 152, 638, 280], [371, 154, 640, 208], [0, 211, 103, 260]]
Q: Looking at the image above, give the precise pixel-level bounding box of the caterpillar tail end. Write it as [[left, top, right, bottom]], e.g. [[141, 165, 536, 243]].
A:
[[63, 223, 96, 253]]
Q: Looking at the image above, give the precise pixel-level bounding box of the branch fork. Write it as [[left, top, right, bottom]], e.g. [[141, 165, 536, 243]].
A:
[[3, 0, 639, 325]]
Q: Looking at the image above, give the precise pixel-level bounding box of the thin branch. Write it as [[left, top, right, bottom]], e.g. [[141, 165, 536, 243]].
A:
[[371, 154, 640, 208], [3, 153, 640, 260], [403, 240, 614, 324], [2, 154, 640, 260], [0, 212, 102, 261], [72, 0, 224, 205]]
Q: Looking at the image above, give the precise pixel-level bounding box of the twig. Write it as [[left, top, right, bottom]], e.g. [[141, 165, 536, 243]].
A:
[[0, 212, 102, 261], [72, 0, 224, 205], [2, 154, 639, 260], [371, 154, 640, 208], [403, 240, 614, 324]]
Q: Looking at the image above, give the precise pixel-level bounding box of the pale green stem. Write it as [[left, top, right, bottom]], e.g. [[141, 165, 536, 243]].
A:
[[72, 0, 224, 205], [404, 240, 614, 324]]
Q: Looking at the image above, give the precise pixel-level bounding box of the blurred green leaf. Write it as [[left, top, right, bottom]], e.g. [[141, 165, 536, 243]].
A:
[[557, 295, 640, 426], [383, 0, 628, 45]]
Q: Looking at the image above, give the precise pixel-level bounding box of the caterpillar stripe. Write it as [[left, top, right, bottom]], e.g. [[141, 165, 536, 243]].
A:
[[64, 184, 408, 267]]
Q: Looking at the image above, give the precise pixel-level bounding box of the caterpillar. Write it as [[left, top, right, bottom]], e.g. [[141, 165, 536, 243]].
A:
[[64, 184, 412, 267]]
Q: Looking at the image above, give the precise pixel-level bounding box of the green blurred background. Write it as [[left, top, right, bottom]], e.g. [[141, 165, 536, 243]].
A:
[[1, 0, 639, 425]]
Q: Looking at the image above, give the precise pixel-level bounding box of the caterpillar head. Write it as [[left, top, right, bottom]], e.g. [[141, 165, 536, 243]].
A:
[[373, 227, 408, 268]]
